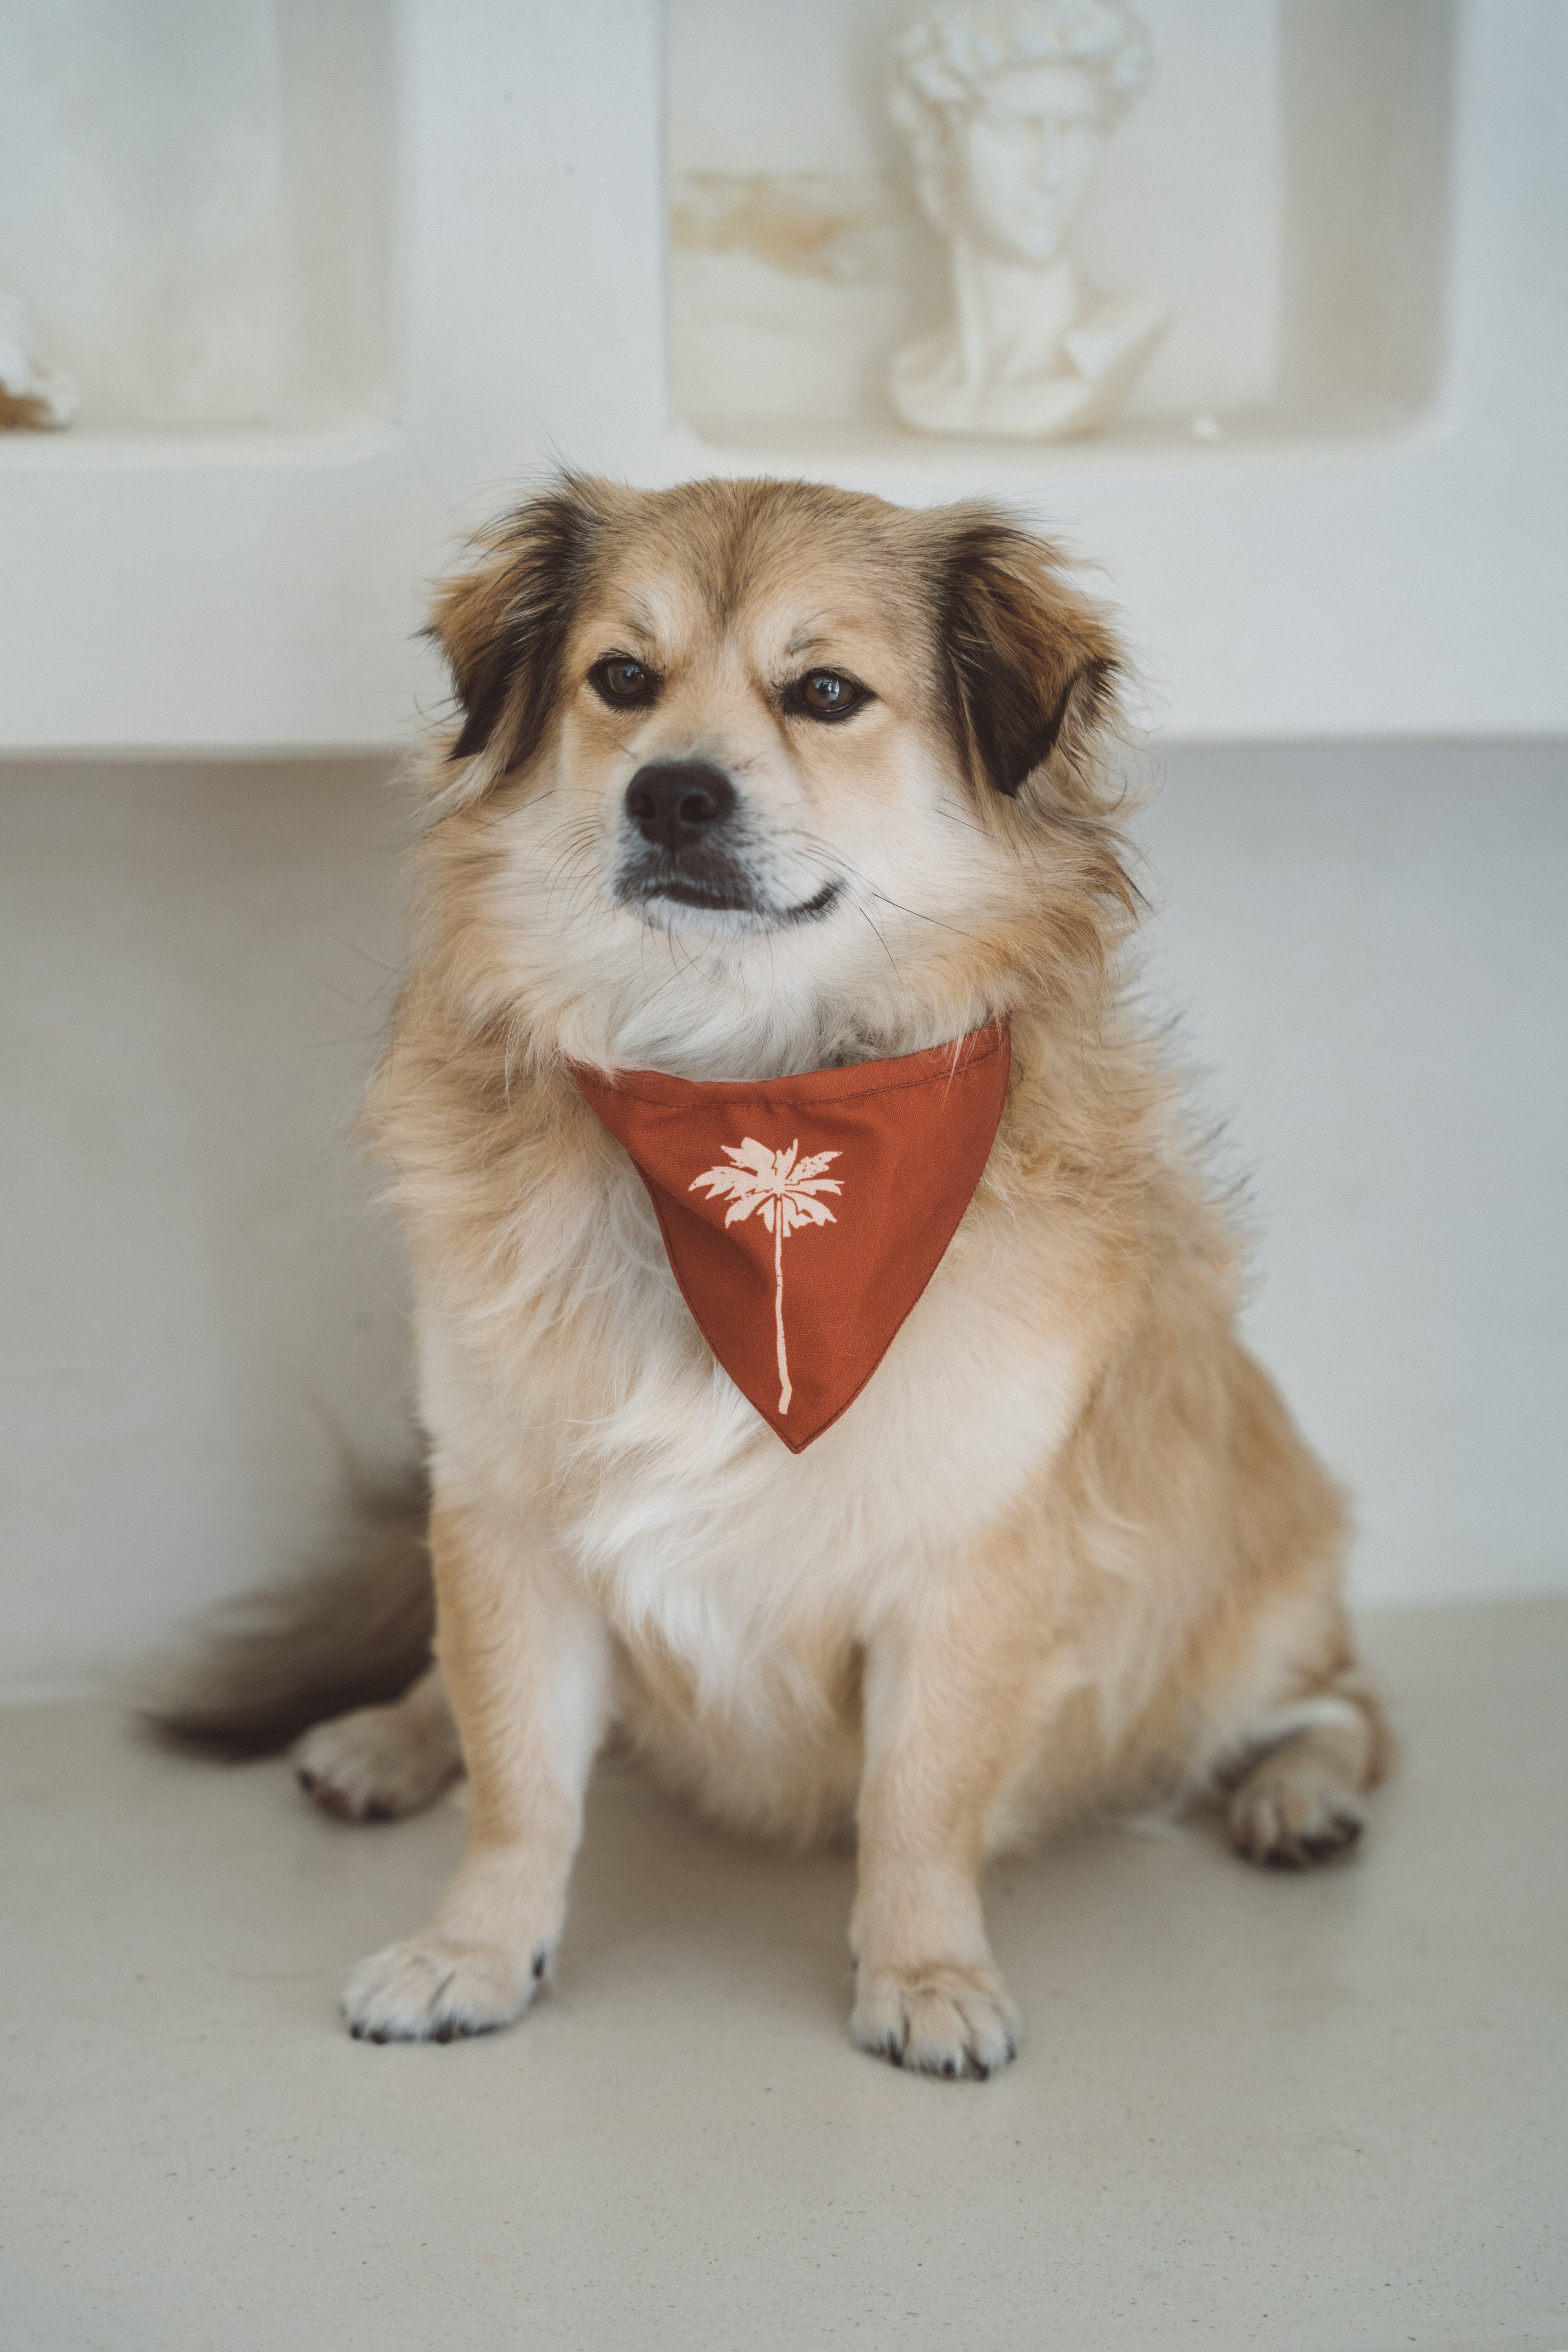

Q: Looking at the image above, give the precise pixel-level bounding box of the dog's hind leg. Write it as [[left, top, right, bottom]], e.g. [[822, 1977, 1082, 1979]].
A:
[[1223, 1676, 1392, 1870], [291, 1663, 462, 1822]]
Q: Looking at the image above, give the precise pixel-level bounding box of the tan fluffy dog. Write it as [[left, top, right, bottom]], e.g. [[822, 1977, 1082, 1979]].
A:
[[165, 474, 1388, 2078]]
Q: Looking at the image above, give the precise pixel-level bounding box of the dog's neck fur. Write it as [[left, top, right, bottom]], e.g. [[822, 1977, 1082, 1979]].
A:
[[551, 950, 994, 1085]]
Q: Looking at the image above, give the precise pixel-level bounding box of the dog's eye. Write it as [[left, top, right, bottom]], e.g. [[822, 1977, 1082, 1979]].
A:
[[589, 657, 659, 708], [788, 670, 869, 722]]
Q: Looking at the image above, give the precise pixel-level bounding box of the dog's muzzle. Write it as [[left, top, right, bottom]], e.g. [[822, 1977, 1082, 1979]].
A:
[[620, 758, 753, 912], [616, 759, 843, 926]]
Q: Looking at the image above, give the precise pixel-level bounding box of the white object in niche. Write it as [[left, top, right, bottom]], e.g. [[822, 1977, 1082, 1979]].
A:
[[0, 295, 77, 430], [888, 0, 1166, 439]]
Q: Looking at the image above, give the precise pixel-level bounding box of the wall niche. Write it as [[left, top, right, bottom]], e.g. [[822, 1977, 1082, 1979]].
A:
[[0, 0, 394, 433], [667, 0, 1453, 453]]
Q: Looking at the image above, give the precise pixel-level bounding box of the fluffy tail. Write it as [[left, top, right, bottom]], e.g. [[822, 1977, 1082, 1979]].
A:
[[141, 1471, 434, 1757]]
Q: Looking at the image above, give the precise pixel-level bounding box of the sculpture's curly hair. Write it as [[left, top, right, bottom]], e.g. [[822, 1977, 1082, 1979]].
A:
[[893, 0, 1152, 156]]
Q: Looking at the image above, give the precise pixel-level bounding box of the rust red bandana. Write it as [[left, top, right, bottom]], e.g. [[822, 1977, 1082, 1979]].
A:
[[571, 1022, 1011, 1452]]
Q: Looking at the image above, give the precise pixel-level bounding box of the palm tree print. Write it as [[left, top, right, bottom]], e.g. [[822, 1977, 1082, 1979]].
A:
[[689, 1139, 843, 1414]]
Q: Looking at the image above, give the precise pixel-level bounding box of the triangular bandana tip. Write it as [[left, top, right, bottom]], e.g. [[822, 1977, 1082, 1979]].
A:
[[572, 1022, 1010, 1450]]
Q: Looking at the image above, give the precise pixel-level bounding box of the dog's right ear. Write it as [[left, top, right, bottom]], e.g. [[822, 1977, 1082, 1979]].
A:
[[428, 476, 606, 785]]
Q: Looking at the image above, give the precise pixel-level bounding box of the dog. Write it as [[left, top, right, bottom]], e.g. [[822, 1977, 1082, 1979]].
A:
[[157, 472, 1389, 2078]]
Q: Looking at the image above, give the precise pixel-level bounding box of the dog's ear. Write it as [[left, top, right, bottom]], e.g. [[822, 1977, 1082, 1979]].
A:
[[429, 475, 607, 778], [935, 509, 1122, 798]]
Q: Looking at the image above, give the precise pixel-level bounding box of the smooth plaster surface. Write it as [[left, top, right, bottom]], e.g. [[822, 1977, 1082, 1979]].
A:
[[1, 1598, 1564, 2351]]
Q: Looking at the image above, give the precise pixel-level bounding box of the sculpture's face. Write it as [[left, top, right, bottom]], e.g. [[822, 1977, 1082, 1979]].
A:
[[955, 64, 1106, 264]]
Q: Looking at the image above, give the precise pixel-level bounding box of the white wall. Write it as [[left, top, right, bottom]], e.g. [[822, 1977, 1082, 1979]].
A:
[[0, 759, 413, 1698], [1138, 739, 1568, 1609], [1, 740, 1563, 1695]]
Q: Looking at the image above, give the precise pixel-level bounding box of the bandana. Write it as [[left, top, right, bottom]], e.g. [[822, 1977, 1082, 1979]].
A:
[[571, 1022, 1011, 1451]]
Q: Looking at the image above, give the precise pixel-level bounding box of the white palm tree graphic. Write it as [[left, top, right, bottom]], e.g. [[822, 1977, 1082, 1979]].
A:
[[689, 1139, 843, 1414]]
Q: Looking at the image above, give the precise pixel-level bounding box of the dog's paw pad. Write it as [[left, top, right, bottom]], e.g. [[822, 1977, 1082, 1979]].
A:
[[851, 1962, 1021, 2081], [339, 1935, 539, 2043]]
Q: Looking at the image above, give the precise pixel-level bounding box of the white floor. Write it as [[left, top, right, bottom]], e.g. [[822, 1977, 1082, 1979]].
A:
[[2, 1598, 1565, 2352]]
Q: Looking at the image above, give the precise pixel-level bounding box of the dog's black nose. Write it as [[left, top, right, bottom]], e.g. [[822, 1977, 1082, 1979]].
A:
[[624, 761, 736, 855]]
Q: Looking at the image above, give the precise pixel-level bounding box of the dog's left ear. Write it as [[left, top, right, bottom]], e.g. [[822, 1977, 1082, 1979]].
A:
[[936, 509, 1122, 798]]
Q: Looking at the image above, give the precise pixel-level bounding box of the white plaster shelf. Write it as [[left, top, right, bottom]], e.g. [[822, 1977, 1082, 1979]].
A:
[[0, 0, 1562, 754]]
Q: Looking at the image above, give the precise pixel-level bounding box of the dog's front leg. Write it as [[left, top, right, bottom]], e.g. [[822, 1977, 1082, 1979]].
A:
[[340, 1499, 609, 2043], [849, 1590, 1034, 2080]]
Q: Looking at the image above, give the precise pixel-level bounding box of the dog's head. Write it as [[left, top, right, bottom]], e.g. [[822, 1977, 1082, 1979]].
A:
[[422, 474, 1135, 1077]]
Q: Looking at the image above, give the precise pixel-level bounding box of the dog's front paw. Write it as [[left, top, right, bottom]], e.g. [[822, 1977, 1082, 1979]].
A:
[[340, 1933, 546, 2043], [851, 1961, 1021, 2080]]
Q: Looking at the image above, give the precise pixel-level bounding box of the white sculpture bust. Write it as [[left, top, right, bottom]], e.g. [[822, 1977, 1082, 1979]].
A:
[[889, 0, 1166, 440]]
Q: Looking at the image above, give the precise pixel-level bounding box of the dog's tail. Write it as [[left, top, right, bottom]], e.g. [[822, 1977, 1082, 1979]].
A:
[[141, 1470, 434, 1757]]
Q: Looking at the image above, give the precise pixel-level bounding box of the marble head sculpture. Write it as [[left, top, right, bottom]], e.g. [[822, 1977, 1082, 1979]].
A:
[[890, 0, 1166, 438]]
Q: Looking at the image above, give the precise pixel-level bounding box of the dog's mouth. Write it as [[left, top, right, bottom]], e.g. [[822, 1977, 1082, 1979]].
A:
[[618, 858, 843, 930]]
